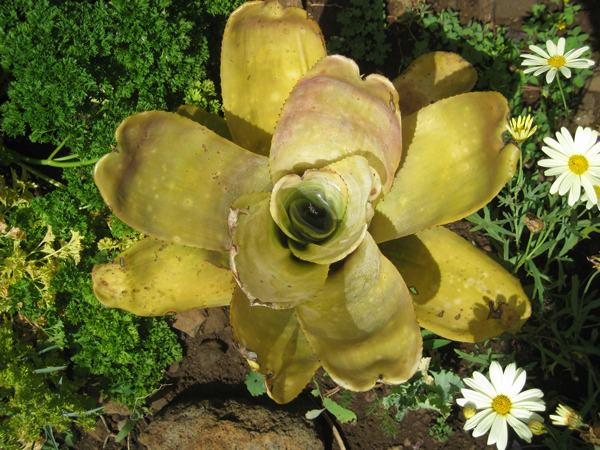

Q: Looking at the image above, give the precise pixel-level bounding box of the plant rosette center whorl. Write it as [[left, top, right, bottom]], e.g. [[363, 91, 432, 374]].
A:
[[270, 155, 379, 265]]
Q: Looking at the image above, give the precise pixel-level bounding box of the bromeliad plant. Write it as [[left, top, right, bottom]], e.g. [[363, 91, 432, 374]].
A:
[[90, 0, 531, 404]]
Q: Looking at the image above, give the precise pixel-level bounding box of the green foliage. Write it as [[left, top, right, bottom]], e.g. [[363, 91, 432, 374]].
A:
[[0, 0, 243, 419], [184, 80, 222, 116], [429, 416, 453, 442], [61, 263, 182, 408], [245, 369, 267, 397], [381, 365, 463, 422], [0, 314, 98, 450], [0, 0, 242, 205], [306, 379, 357, 424], [406, 4, 521, 97], [327, 0, 391, 65]]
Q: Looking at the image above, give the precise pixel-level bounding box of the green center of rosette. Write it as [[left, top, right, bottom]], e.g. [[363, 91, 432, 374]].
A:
[[271, 171, 348, 245]]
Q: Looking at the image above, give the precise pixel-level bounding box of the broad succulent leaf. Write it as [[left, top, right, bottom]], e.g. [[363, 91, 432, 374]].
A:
[[177, 104, 232, 141], [229, 192, 329, 309], [269, 55, 402, 197], [221, 0, 327, 155], [230, 287, 320, 404], [94, 111, 272, 252], [92, 237, 235, 316], [369, 92, 520, 243], [379, 227, 531, 342], [393, 52, 478, 117], [295, 233, 423, 391]]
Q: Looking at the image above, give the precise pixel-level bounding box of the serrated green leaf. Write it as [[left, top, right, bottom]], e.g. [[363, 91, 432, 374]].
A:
[[245, 370, 267, 397], [323, 398, 357, 423]]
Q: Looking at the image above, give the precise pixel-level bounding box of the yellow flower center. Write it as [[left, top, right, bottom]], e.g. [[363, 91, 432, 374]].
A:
[[491, 394, 512, 416], [568, 154, 589, 175], [594, 185, 600, 197], [548, 55, 567, 68]]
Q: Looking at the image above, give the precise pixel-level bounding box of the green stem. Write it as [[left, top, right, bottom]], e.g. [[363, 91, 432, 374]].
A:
[[556, 76, 570, 120], [46, 136, 70, 161], [19, 163, 66, 189], [8, 149, 100, 167]]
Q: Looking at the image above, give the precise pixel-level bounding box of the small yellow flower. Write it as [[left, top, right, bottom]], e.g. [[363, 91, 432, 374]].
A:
[[550, 404, 586, 429], [557, 20, 566, 30], [528, 420, 548, 435], [463, 405, 477, 419], [507, 115, 537, 143]]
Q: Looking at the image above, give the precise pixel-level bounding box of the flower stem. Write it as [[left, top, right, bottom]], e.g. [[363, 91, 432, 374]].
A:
[[556, 76, 570, 120]]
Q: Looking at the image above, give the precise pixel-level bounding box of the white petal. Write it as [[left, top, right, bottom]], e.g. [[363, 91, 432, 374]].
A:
[[564, 46, 589, 59], [550, 171, 569, 194], [473, 410, 496, 437], [532, 66, 552, 77], [567, 59, 595, 69], [545, 40, 557, 56], [511, 409, 545, 421], [567, 176, 582, 206], [465, 408, 493, 431], [488, 414, 509, 450], [528, 45, 550, 59], [512, 401, 547, 412], [544, 166, 568, 177], [506, 414, 533, 442], [540, 145, 569, 162], [507, 368, 526, 397], [489, 362, 504, 395], [557, 127, 575, 155], [558, 171, 576, 195], [461, 388, 494, 409], [581, 175, 598, 204], [559, 66, 572, 79], [556, 37, 566, 56], [470, 371, 496, 396], [543, 136, 568, 155], [546, 68, 557, 83], [512, 388, 545, 402], [538, 158, 568, 168]]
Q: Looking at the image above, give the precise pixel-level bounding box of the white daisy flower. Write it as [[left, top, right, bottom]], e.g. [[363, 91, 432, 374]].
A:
[[521, 37, 595, 83], [457, 361, 546, 450], [538, 126, 600, 206]]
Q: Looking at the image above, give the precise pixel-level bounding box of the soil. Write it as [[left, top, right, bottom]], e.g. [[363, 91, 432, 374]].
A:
[[70, 1, 600, 449]]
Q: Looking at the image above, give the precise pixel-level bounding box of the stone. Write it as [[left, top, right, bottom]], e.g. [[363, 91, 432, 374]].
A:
[[139, 397, 325, 450], [172, 309, 207, 337]]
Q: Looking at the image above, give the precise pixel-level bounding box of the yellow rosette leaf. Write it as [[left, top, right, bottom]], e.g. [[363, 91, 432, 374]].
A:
[[221, 0, 326, 155], [379, 227, 531, 343], [296, 233, 423, 391], [230, 193, 329, 309], [230, 287, 320, 404], [269, 55, 402, 196], [370, 92, 520, 243], [92, 237, 235, 316], [393, 52, 478, 117], [94, 111, 272, 252], [177, 104, 232, 141]]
